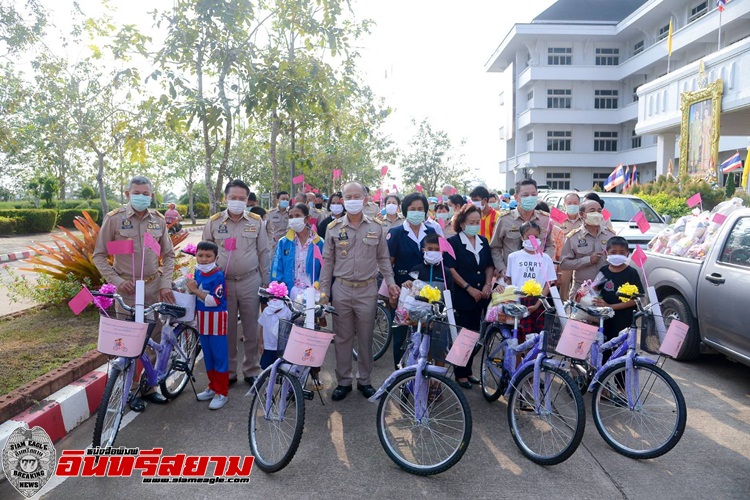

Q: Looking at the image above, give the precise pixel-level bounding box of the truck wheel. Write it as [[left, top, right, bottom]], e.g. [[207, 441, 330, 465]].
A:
[[661, 295, 700, 361]]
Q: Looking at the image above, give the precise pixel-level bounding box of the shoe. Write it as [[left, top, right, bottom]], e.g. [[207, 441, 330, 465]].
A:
[[331, 385, 352, 401], [229, 376, 238, 385], [244, 376, 256, 385], [129, 396, 145, 412], [468, 376, 481, 384], [197, 388, 215, 401], [357, 384, 376, 398], [456, 379, 472, 389], [143, 392, 168, 404], [209, 394, 228, 410]]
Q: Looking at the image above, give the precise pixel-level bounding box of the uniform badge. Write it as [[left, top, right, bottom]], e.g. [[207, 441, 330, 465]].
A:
[[601, 240, 607, 245], [218, 224, 229, 234], [578, 238, 588, 247], [147, 221, 161, 230], [2, 426, 56, 498], [245, 224, 257, 232], [341, 250, 348, 256], [338, 228, 348, 241], [386, 232, 391, 240], [121, 219, 133, 229], [365, 231, 378, 239]]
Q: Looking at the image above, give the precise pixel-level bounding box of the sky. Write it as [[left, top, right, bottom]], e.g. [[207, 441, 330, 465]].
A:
[[43, 0, 557, 192]]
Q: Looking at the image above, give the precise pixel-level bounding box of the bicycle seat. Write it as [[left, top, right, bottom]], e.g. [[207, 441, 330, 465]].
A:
[[502, 303, 529, 318], [157, 304, 187, 318], [584, 306, 615, 319]]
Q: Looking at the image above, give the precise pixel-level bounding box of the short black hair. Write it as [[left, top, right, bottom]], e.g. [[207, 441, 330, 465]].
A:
[[606, 236, 629, 251], [315, 192, 324, 199], [469, 186, 490, 200], [515, 178, 537, 194], [401, 192, 428, 216], [250, 206, 266, 218], [519, 220, 541, 238], [448, 194, 465, 207], [224, 179, 250, 196], [276, 191, 289, 199], [434, 203, 448, 212], [423, 232, 440, 248], [384, 194, 401, 206], [248, 192, 257, 202], [584, 192, 605, 208], [535, 201, 550, 212], [489, 192, 498, 200], [196, 240, 219, 256], [291, 202, 309, 217], [327, 192, 342, 210]]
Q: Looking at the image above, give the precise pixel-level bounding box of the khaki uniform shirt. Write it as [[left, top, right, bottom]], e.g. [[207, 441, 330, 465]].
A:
[[319, 214, 396, 297], [560, 224, 616, 285], [363, 202, 381, 219], [376, 213, 405, 234], [93, 205, 175, 290], [490, 209, 561, 273], [266, 207, 290, 244], [202, 210, 270, 284]]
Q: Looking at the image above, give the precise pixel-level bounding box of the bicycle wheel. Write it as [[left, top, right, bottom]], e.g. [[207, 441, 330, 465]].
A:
[[591, 360, 686, 459], [507, 364, 585, 465], [93, 365, 129, 447], [372, 303, 393, 361], [160, 325, 201, 399], [480, 328, 508, 402], [248, 369, 305, 473], [376, 370, 472, 475]]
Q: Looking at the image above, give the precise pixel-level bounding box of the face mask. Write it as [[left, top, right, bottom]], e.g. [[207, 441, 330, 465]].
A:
[[520, 195, 538, 211], [315, 203, 323, 209], [289, 217, 306, 233], [385, 203, 398, 215], [586, 212, 604, 226], [330, 204, 344, 215], [436, 212, 451, 220], [522, 239, 537, 252], [195, 262, 217, 273], [428, 204, 435, 211], [442, 195, 449, 202], [607, 254, 629, 266], [464, 224, 480, 236], [424, 251, 442, 265], [308, 202, 315, 210], [566, 204, 580, 215], [472, 200, 484, 210], [129, 194, 151, 212], [226, 199, 246, 215], [447, 208, 455, 217], [406, 211, 426, 225], [344, 199, 364, 214], [279, 200, 289, 210], [489, 202, 499, 210]]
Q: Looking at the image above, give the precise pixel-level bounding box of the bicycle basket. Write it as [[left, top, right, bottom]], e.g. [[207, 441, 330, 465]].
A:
[[639, 313, 668, 355], [97, 311, 156, 358], [428, 320, 455, 363], [542, 311, 564, 354], [277, 318, 330, 351]]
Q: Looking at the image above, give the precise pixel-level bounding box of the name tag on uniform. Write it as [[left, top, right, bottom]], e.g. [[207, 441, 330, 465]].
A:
[[245, 224, 257, 232], [509, 226, 519, 233], [147, 221, 160, 230], [578, 238, 588, 247], [218, 224, 229, 234], [365, 231, 378, 239]]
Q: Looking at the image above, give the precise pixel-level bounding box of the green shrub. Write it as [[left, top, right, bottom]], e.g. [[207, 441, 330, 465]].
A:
[[56, 209, 100, 228], [640, 194, 691, 218], [0, 209, 58, 233], [193, 203, 211, 218], [56, 200, 84, 209], [0, 216, 18, 235]]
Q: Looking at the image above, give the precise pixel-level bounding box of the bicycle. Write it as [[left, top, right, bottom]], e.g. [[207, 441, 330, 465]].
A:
[[91, 292, 200, 447], [565, 292, 687, 459], [369, 300, 472, 475], [479, 293, 585, 465], [247, 288, 336, 473], [352, 299, 393, 362]]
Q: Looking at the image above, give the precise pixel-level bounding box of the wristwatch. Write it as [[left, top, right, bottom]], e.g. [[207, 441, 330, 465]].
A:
[[464, 283, 471, 290]]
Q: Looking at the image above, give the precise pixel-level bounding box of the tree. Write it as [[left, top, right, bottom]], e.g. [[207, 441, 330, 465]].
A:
[[79, 185, 97, 199], [725, 172, 736, 198], [27, 174, 58, 208]]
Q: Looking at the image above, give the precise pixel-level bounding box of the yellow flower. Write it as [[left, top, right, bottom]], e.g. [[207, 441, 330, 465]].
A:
[[617, 283, 640, 302], [419, 285, 442, 303], [521, 279, 543, 297]]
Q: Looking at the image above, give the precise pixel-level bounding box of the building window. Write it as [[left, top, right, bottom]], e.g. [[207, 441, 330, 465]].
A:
[[595, 48, 620, 65], [631, 130, 642, 149], [657, 24, 670, 41], [527, 90, 534, 102], [594, 89, 619, 109], [593, 172, 609, 189], [633, 40, 644, 55], [526, 131, 534, 142], [633, 86, 640, 102], [548, 47, 572, 65], [547, 89, 572, 108], [546, 172, 571, 190], [689, 2, 708, 22], [594, 131, 618, 152], [547, 131, 572, 151]]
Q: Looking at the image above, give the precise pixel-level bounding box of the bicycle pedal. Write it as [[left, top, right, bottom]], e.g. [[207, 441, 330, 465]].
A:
[[172, 361, 188, 372], [302, 389, 315, 400]]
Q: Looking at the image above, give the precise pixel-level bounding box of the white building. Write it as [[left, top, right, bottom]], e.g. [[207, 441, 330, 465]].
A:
[[487, 0, 750, 191]]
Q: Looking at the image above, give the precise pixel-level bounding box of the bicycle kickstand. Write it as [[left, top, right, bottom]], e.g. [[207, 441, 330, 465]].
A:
[[311, 371, 326, 406]]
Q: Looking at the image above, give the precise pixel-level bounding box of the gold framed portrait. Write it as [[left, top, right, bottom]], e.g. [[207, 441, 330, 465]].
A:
[[679, 78, 723, 182]]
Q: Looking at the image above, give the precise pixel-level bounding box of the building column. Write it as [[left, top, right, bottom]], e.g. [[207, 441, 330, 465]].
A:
[[656, 133, 677, 177]]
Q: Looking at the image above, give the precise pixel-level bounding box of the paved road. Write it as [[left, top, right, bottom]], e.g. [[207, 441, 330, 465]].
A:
[[2, 347, 748, 500]]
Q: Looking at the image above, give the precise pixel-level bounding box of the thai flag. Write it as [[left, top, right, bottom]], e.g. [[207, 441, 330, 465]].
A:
[[622, 165, 631, 191], [632, 165, 638, 185], [604, 164, 625, 191], [721, 151, 743, 173], [717, 0, 727, 12]]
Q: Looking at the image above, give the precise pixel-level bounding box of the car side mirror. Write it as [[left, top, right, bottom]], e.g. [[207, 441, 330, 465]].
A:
[[663, 214, 672, 224]]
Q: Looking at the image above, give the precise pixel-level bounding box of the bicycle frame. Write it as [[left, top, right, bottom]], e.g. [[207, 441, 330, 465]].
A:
[[255, 359, 312, 421]]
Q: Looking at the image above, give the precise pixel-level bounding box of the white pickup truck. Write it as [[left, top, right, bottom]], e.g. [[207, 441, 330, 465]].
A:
[[643, 208, 750, 365]]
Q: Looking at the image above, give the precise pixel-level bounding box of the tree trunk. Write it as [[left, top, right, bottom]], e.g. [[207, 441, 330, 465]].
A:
[[269, 110, 280, 203], [188, 180, 196, 224], [215, 52, 235, 209], [96, 150, 108, 214], [195, 43, 218, 215]]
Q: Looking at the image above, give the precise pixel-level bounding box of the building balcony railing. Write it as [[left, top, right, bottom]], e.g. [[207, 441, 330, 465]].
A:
[[517, 102, 638, 128]]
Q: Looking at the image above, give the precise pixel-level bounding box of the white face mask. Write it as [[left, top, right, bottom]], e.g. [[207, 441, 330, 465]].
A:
[[288, 217, 306, 233], [344, 199, 364, 214], [424, 251, 443, 265], [195, 262, 217, 273], [472, 200, 484, 211], [607, 254, 629, 266], [586, 212, 604, 227], [522, 239, 536, 251], [385, 203, 398, 215], [330, 204, 344, 215], [226, 199, 246, 215]]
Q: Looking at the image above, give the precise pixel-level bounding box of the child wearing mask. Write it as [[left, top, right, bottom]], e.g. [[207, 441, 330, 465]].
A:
[[401, 233, 454, 293]]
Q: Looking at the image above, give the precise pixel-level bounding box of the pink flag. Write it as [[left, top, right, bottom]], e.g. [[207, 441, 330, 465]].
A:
[[143, 232, 161, 256], [631, 245, 648, 268], [712, 213, 727, 224], [380, 165, 388, 176], [392, 184, 398, 191], [332, 169, 342, 179], [686, 192, 702, 208], [438, 217, 445, 229], [450, 187, 457, 195], [312, 188, 319, 194], [69, 287, 95, 315], [633, 211, 651, 234], [529, 235, 541, 251], [304, 183, 312, 192], [602, 208, 612, 221], [550, 207, 567, 224], [438, 236, 456, 259], [415, 184, 423, 193], [292, 174, 305, 185], [372, 189, 382, 202], [107, 240, 134, 255], [225, 238, 237, 251], [313, 244, 324, 266]]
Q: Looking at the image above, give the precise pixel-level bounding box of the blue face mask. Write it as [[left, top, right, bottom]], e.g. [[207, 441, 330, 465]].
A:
[[279, 200, 289, 209], [130, 194, 151, 211], [520, 195, 538, 211], [464, 224, 480, 236], [406, 211, 426, 225]]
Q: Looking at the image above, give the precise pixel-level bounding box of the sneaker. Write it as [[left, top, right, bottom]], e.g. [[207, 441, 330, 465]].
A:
[[209, 394, 228, 410], [197, 388, 215, 401]]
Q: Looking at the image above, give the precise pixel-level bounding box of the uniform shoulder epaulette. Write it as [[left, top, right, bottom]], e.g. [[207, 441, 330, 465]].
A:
[[151, 209, 165, 219], [106, 207, 122, 217], [247, 211, 261, 220], [538, 210, 550, 216], [498, 209, 512, 216], [327, 218, 342, 229], [210, 212, 223, 221], [566, 227, 582, 239], [373, 215, 385, 225]]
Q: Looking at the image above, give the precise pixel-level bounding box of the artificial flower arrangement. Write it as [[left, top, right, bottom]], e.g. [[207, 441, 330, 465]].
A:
[[93, 283, 117, 311], [419, 285, 442, 304], [520, 279, 543, 297], [266, 281, 289, 299], [570, 277, 602, 324], [395, 280, 439, 325], [617, 283, 640, 302]]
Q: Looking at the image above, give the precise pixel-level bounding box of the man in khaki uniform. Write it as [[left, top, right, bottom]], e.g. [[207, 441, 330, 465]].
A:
[[266, 191, 291, 253], [362, 187, 381, 219], [320, 181, 399, 401], [555, 192, 584, 300], [490, 178, 561, 277], [305, 191, 325, 226], [93, 175, 175, 412], [203, 179, 270, 384], [560, 200, 616, 296]]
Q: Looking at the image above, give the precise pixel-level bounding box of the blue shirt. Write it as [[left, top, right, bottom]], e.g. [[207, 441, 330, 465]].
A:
[[195, 268, 227, 312], [387, 222, 436, 286]]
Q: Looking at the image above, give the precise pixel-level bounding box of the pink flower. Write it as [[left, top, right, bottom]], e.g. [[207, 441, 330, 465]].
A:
[[266, 281, 288, 298], [186, 273, 194, 280], [93, 283, 117, 310], [182, 243, 197, 256]]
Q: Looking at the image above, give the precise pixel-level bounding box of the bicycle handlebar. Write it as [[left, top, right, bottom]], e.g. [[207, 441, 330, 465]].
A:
[[90, 291, 186, 318], [257, 288, 337, 316]]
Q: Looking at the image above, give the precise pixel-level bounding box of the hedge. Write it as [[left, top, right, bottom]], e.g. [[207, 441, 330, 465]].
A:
[[0, 209, 58, 233], [0, 216, 18, 235], [639, 194, 691, 219], [56, 209, 100, 228]]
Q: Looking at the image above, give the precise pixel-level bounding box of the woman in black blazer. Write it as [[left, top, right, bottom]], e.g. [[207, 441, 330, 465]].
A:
[[445, 204, 494, 388]]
